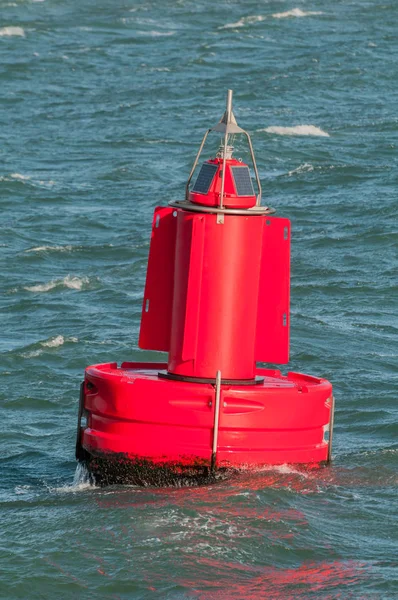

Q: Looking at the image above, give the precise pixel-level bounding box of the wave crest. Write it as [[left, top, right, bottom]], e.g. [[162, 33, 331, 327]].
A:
[[261, 125, 330, 137], [272, 8, 323, 19], [41, 335, 78, 348], [20, 335, 78, 358], [0, 26, 25, 37], [25, 245, 74, 253], [219, 15, 265, 29], [288, 163, 315, 176], [24, 275, 90, 292]]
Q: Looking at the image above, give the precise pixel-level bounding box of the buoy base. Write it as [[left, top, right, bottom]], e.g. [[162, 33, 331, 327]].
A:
[[77, 362, 333, 486], [84, 452, 231, 487]]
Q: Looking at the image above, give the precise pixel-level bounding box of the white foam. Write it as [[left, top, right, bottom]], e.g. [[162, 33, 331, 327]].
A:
[[41, 335, 65, 348], [38, 179, 56, 187], [220, 19, 245, 29], [261, 125, 330, 137], [0, 174, 56, 187], [238, 463, 310, 478], [272, 464, 310, 477], [0, 27, 25, 37], [41, 335, 78, 348], [10, 173, 30, 180], [24, 275, 89, 292], [63, 275, 88, 290], [21, 349, 42, 358], [53, 464, 96, 492], [15, 485, 31, 495], [288, 163, 315, 176], [21, 336, 78, 358], [139, 30, 176, 37], [219, 15, 265, 29], [25, 245, 74, 253], [272, 8, 323, 19], [25, 281, 57, 292], [0, 174, 30, 183]]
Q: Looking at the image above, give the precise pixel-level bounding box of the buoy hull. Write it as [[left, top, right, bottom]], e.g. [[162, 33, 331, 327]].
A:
[[77, 362, 333, 486]]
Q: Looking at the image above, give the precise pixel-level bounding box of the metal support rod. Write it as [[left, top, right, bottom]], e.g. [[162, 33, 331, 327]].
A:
[[219, 132, 228, 209], [185, 129, 211, 201], [219, 90, 233, 209], [327, 395, 335, 463], [243, 131, 262, 206], [211, 370, 222, 472], [226, 89, 233, 116]]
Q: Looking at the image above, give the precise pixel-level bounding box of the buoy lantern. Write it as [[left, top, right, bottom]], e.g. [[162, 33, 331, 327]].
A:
[[76, 90, 334, 486]]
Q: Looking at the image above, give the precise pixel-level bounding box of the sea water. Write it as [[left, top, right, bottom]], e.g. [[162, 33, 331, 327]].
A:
[[0, 0, 397, 598]]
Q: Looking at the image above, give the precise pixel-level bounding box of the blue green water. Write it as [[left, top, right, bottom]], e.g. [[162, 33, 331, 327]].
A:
[[1, 0, 397, 597]]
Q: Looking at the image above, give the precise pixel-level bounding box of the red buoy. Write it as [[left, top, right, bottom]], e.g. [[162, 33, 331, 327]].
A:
[[76, 90, 334, 486]]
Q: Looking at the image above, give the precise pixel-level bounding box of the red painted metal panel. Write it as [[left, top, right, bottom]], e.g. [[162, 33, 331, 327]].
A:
[[139, 207, 177, 352], [167, 212, 195, 369], [182, 215, 205, 361], [255, 216, 290, 364], [168, 213, 264, 380]]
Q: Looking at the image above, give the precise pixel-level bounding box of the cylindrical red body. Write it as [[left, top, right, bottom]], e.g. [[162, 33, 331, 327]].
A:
[[167, 210, 264, 380]]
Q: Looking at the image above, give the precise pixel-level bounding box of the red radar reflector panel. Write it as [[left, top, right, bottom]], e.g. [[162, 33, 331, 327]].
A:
[[139, 207, 177, 352], [255, 216, 290, 364]]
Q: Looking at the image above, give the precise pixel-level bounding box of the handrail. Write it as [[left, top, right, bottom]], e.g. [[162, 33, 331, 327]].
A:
[[327, 395, 335, 463], [211, 370, 222, 472]]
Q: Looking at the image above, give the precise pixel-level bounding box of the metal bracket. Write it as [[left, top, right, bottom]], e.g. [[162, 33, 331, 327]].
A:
[[327, 395, 335, 463], [169, 200, 275, 216], [185, 129, 211, 202], [211, 370, 222, 472]]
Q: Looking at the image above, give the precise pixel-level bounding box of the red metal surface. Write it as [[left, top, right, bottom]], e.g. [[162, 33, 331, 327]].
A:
[[255, 216, 291, 364], [189, 158, 257, 209], [80, 362, 332, 467], [168, 211, 264, 380], [139, 206, 177, 352], [139, 209, 292, 376]]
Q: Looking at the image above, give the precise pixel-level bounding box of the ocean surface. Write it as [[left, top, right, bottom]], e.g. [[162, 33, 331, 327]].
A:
[[1, 0, 397, 598]]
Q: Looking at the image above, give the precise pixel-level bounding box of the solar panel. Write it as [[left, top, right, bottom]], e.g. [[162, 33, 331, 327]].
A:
[[192, 162, 218, 194], [231, 166, 255, 197]]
